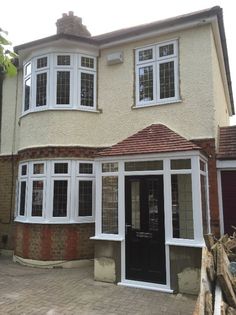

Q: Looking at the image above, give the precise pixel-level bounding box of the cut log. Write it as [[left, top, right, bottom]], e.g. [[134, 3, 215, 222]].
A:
[[217, 244, 236, 308]]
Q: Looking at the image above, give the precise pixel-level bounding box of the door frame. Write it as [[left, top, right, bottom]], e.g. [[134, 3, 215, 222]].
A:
[[119, 173, 172, 292]]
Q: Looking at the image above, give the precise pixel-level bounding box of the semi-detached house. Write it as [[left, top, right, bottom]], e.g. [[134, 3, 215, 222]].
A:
[[0, 6, 235, 293]]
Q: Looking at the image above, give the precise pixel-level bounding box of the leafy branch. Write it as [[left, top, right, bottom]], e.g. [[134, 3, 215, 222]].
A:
[[0, 28, 17, 76]]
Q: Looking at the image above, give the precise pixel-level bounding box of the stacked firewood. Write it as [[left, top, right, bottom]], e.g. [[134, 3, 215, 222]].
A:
[[193, 231, 236, 315]]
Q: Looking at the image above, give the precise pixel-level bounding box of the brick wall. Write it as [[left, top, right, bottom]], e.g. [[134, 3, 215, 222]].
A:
[[14, 223, 95, 261], [0, 155, 17, 249], [192, 138, 220, 236]]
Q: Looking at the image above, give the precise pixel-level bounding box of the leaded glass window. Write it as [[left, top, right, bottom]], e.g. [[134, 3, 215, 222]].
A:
[[159, 61, 175, 99], [36, 72, 47, 106], [81, 56, 94, 69], [57, 55, 70, 66], [19, 181, 26, 216], [56, 71, 70, 104], [102, 176, 118, 234], [32, 180, 44, 216], [79, 181, 93, 216], [53, 180, 68, 217], [37, 57, 47, 69], [80, 72, 94, 107], [138, 66, 153, 102]]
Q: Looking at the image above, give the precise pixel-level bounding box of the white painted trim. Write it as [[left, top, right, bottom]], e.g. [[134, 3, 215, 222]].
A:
[[118, 281, 173, 293], [166, 240, 204, 247], [217, 160, 236, 169], [96, 150, 201, 162], [99, 17, 216, 49], [217, 170, 225, 236], [90, 236, 124, 241]]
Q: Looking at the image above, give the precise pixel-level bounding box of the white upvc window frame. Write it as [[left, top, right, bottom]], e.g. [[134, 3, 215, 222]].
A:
[[94, 152, 208, 246], [135, 39, 179, 107], [15, 160, 95, 224], [22, 52, 97, 115]]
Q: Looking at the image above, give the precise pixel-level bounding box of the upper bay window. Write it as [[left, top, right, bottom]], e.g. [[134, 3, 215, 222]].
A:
[[135, 40, 179, 107], [23, 53, 96, 114]]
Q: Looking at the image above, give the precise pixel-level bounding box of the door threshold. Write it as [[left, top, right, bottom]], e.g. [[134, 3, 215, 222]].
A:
[[118, 280, 173, 293]]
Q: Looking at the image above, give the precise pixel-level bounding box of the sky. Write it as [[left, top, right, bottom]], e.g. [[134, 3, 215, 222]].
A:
[[1, 0, 235, 124]]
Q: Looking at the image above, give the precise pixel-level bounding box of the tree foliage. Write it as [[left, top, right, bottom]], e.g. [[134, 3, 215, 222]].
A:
[[0, 28, 17, 76]]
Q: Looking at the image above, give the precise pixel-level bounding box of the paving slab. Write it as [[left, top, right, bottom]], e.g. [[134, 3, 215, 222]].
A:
[[0, 256, 197, 315]]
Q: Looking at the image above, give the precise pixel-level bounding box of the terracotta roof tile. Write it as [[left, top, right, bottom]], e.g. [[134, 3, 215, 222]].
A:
[[98, 124, 200, 157], [217, 126, 236, 160]]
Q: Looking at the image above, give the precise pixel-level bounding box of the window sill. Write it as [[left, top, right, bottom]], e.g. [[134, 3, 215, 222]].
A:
[[20, 107, 102, 119], [132, 99, 182, 109], [14, 217, 95, 224], [166, 239, 205, 248], [90, 235, 124, 241]]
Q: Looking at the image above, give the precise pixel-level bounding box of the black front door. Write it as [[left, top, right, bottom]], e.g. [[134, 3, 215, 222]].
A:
[[125, 175, 166, 284]]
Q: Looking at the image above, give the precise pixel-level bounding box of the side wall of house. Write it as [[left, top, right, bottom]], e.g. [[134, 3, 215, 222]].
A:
[[210, 28, 230, 138]]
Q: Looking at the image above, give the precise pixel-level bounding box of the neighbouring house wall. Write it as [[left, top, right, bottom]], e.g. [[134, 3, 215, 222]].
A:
[[210, 28, 230, 138], [1, 25, 217, 154], [0, 155, 17, 250], [1, 74, 21, 155], [14, 223, 94, 260]]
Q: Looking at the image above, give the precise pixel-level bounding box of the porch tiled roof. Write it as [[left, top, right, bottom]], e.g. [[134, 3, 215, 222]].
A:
[[98, 124, 200, 157], [217, 125, 236, 160]]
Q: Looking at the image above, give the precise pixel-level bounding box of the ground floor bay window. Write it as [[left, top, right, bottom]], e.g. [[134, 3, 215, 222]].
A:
[[93, 153, 210, 292], [16, 160, 95, 223]]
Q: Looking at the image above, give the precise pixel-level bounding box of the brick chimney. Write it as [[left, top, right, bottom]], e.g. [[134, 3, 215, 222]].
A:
[[56, 11, 91, 37]]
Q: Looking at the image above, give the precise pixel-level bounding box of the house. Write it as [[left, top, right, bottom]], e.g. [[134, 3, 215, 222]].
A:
[[0, 6, 235, 293]]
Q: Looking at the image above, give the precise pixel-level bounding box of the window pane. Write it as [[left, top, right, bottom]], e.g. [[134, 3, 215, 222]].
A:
[[37, 57, 47, 68], [33, 163, 44, 174], [19, 181, 26, 216], [200, 160, 206, 172], [25, 63, 31, 76], [201, 175, 209, 234], [56, 71, 70, 104], [80, 72, 94, 107], [171, 159, 191, 170], [79, 163, 93, 174], [160, 61, 175, 99], [79, 181, 93, 216], [102, 176, 118, 234], [24, 78, 31, 111], [138, 48, 153, 61], [54, 163, 68, 174], [21, 165, 27, 176], [57, 55, 70, 65], [139, 66, 153, 102], [32, 180, 43, 216], [102, 163, 118, 173], [131, 181, 140, 229], [53, 180, 68, 217], [159, 44, 174, 57], [171, 174, 194, 239], [36, 73, 47, 106], [125, 160, 163, 171], [81, 57, 94, 69]]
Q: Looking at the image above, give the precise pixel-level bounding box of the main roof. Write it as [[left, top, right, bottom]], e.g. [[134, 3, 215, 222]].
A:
[[217, 125, 236, 160], [98, 124, 200, 157], [14, 6, 234, 114]]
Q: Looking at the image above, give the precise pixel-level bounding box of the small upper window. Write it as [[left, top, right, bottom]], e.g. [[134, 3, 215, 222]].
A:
[[54, 163, 68, 174], [81, 56, 94, 69], [37, 57, 47, 69], [138, 48, 153, 62], [57, 55, 71, 66], [159, 44, 174, 57], [25, 63, 31, 76]]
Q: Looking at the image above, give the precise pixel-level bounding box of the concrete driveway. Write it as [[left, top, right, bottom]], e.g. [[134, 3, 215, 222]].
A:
[[0, 255, 197, 314]]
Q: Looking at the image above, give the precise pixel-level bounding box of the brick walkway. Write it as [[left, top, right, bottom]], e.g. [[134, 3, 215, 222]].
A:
[[0, 256, 197, 315]]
